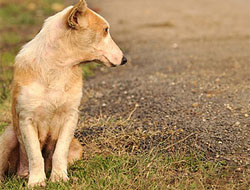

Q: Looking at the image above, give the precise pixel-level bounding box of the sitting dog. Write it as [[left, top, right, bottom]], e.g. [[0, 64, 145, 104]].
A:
[[0, 0, 127, 187]]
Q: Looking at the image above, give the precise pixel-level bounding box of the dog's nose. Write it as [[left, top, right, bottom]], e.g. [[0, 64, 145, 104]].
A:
[[121, 56, 127, 65]]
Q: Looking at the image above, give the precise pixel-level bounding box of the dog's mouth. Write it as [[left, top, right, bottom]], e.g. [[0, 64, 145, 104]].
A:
[[81, 57, 116, 67], [102, 55, 116, 67], [105, 62, 116, 67]]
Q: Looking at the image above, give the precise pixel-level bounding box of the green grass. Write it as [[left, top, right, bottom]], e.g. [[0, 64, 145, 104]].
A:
[[0, 122, 7, 135], [82, 62, 99, 78], [0, 4, 35, 26], [1, 113, 247, 189], [0, 32, 21, 46], [1, 152, 248, 189]]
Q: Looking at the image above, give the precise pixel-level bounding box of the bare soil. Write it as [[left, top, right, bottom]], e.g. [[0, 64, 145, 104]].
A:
[[75, 0, 250, 166]]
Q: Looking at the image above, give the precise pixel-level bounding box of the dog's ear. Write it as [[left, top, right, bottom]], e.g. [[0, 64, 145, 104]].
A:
[[67, 0, 87, 29]]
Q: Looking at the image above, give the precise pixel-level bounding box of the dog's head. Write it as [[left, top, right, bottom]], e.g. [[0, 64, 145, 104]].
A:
[[66, 0, 127, 67]]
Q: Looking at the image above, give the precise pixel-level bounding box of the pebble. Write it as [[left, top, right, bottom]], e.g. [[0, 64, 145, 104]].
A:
[[192, 102, 199, 108], [244, 114, 248, 118], [100, 67, 107, 72], [235, 121, 240, 126], [225, 104, 233, 111], [206, 94, 213, 98], [95, 92, 103, 98], [236, 168, 242, 172], [215, 78, 220, 82]]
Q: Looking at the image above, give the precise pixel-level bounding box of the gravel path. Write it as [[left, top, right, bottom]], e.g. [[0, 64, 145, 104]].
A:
[[77, 0, 249, 165]]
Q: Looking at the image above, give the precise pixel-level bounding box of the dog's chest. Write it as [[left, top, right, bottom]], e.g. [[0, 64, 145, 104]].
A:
[[17, 79, 82, 115]]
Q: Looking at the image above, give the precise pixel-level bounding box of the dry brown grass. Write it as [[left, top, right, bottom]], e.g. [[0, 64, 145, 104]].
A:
[[1, 97, 248, 189], [68, 111, 249, 190]]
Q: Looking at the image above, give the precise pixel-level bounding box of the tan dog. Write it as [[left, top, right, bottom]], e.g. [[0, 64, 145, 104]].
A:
[[0, 0, 127, 187]]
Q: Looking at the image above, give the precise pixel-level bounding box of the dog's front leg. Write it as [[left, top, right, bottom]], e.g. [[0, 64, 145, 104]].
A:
[[50, 110, 78, 182], [19, 113, 46, 187]]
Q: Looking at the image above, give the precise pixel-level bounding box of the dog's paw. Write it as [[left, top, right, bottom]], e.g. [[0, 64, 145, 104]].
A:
[[28, 180, 46, 188], [28, 174, 46, 187], [50, 170, 69, 183]]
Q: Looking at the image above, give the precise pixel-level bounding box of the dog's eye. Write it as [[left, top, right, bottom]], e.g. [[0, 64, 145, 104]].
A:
[[104, 27, 109, 33]]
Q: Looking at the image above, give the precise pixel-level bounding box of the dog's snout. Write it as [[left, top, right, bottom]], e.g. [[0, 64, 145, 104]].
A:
[[121, 56, 127, 65]]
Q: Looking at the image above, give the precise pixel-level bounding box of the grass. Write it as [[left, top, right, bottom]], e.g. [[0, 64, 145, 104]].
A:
[[82, 62, 100, 78], [0, 3, 36, 26], [0, 102, 248, 190], [3, 115, 245, 189], [0, 115, 248, 189], [0, 122, 7, 135], [3, 153, 246, 190]]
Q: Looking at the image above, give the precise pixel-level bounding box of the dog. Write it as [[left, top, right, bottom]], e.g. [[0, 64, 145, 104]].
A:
[[0, 0, 127, 187]]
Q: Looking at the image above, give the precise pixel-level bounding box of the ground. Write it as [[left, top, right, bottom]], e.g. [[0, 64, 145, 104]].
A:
[[80, 0, 250, 165], [0, 0, 249, 189]]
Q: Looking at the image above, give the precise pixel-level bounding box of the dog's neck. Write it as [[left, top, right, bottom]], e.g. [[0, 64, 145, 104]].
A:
[[16, 6, 87, 72]]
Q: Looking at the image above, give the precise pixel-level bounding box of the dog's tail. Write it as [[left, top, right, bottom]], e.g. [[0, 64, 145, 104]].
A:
[[68, 137, 83, 165], [0, 126, 18, 181]]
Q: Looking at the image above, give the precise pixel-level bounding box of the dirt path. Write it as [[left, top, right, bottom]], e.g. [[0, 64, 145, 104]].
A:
[[79, 0, 250, 165]]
